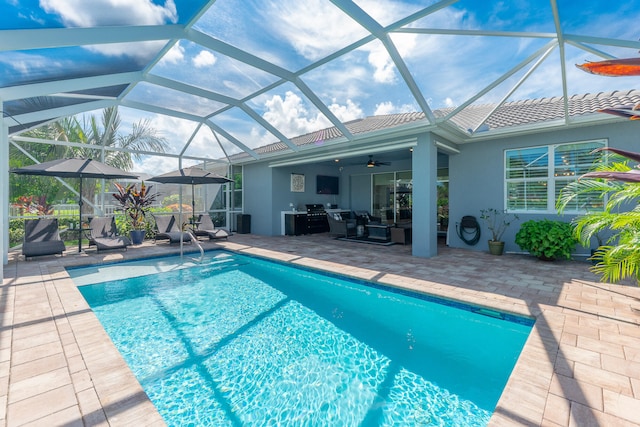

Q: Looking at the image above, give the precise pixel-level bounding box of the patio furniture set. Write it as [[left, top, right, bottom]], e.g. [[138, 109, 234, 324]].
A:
[[326, 210, 412, 245], [21, 213, 229, 259]]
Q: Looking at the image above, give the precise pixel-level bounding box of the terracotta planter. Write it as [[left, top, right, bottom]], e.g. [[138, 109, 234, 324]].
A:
[[488, 240, 505, 255]]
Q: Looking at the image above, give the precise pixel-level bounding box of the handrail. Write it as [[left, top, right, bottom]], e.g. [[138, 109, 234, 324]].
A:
[[187, 231, 204, 263]]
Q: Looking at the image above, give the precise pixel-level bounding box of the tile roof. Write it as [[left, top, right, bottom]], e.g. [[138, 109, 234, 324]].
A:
[[233, 89, 640, 162], [446, 89, 640, 131]]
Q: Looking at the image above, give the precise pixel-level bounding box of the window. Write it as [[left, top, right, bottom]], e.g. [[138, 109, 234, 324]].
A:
[[505, 140, 606, 213]]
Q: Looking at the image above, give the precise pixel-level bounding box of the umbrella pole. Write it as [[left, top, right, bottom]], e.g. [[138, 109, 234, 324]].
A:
[[192, 183, 195, 221], [78, 178, 83, 253]]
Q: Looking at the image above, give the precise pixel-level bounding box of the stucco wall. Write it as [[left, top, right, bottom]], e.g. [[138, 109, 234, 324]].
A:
[[242, 119, 638, 252], [448, 120, 638, 255], [243, 161, 354, 235], [243, 157, 416, 236]]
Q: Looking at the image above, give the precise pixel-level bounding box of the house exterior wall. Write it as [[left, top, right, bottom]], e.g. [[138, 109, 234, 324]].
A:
[[243, 157, 417, 236], [244, 161, 350, 235], [448, 119, 639, 255], [242, 118, 638, 256], [242, 162, 273, 234]]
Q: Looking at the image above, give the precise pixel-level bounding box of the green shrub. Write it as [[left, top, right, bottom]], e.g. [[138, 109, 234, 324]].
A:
[[515, 219, 577, 260], [9, 219, 25, 247]]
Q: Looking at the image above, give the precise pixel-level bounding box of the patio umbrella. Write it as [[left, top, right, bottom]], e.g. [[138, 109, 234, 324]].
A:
[[148, 166, 234, 216], [11, 157, 139, 252], [576, 57, 640, 77]]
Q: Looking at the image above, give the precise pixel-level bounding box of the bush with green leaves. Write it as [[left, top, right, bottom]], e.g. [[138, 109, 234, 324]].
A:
[[9, 219, 25, 247], [515, 219, 577, 260]]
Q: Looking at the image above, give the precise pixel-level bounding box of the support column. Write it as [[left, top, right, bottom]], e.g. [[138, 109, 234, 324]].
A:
[[411, 133, 438, 257], [1, 100, 8, 277]]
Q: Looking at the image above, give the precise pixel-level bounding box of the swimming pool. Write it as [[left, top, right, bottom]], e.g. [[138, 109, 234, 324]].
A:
[[70, 251, 533, 426]]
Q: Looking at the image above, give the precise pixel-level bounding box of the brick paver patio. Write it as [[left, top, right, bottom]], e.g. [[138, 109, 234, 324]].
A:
[[1, 233, 639, 426]]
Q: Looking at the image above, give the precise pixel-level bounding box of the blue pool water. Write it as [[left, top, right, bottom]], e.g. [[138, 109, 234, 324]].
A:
[[71, 252, 533, 426]]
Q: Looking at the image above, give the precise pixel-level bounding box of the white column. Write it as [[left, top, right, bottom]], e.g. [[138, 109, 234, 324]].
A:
[[411, 133, 438, 257], [1, 99, 9, 277]]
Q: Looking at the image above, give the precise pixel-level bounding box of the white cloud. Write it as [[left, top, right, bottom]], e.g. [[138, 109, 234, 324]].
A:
[[39, 0, 177, 63], [128, 115, 229, 175], [134, 155, 181, 177], [262, 91, 332, 137], [192, 50, 216, 68], [328, 99, 364, 122], [368, 43, 397, 84], [265, 0, 419, 85], [265, 0, 368, 61], [147, 114, 226, 159], [352, 0, 416, 26], [40, 0, 177, 26], [83, 41, 167, 64], [374, 101, 415, 115], [160, 42, 185, 65]]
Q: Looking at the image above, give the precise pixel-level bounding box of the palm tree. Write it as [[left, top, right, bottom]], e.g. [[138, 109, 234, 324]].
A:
[[557, 147, 640, 284], [11, 107, 169, 215], [75, 107, 168, 213]]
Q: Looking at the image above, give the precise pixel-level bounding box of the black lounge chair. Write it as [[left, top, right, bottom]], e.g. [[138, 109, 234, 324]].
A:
[[326, 212, 357, 238], [194, 214, 229, 240], [88, 217, 132, 252], [23, 218, 66, 259], [152, 214, 192, 244]]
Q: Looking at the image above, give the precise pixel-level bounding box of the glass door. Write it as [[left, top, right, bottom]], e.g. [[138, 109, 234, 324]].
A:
[[372, 173, 394, 223], [372, 171, 412, 224]]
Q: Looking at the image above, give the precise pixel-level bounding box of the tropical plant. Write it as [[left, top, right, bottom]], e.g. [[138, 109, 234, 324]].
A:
[[112, 182, 158, 231], [479, 208, 519, 241], [12, 195, 54, 216], [515, 219, 577, 261], [557, 147, 640, 284]]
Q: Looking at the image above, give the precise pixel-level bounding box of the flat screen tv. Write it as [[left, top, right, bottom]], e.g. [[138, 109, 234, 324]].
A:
[[316, 175, 339, 194]]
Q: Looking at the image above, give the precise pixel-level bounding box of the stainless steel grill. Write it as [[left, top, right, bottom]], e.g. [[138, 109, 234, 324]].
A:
[[305, 204, 328, 233]]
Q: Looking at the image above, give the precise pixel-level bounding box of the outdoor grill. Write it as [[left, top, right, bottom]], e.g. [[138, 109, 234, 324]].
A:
[[305, 204, 328, 234]]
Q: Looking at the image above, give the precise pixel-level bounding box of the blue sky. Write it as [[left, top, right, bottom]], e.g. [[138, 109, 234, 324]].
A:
[[2, 0, 640, 174]]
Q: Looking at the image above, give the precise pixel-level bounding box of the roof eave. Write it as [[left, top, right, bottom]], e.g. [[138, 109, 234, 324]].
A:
[[462, 113, 622, 142]]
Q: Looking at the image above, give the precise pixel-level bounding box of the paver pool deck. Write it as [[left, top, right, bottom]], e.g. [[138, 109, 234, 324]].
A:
[[1, 233, 639, 426]]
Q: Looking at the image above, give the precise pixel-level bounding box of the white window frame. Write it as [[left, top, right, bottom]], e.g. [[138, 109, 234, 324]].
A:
[[504, 139, 607, 214]]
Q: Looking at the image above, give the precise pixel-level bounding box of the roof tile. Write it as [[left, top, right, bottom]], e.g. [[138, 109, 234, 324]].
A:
[[233, 90, 640, 161]]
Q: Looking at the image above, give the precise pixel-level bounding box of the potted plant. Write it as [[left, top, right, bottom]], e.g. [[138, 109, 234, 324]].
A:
[[113, 181, 158, 244], [479, 208, 519, 255], [515, 219, 577, 261]]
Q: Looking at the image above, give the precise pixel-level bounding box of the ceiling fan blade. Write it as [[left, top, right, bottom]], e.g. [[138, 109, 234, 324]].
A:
[[365, 155, 391, 167], [374, 161, 391, 166]]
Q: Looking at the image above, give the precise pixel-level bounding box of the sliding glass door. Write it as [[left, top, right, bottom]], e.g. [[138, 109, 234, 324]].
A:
[[372, 171, 412, 224]]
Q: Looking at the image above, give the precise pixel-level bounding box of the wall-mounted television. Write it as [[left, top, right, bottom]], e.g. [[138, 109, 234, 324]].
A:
[[316, 175, 339, 195]]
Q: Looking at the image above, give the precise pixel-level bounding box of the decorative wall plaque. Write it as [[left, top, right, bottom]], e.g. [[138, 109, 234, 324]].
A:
[[291, 173, 305, 192]]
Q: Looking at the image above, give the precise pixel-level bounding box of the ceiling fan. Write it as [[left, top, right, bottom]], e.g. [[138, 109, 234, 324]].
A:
[[366, 155, 391, 168]]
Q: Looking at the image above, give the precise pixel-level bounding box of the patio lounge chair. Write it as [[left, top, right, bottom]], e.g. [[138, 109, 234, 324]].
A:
[[23, 218, 66, 259], [88, 217, 132, 252], [152, 214, 192, 244], [326, 212, 357, 238], [195, 214, 229, 240]]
